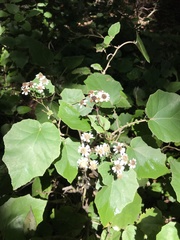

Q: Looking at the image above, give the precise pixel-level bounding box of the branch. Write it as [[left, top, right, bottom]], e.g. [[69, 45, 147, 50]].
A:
[[102, 41, 135, 74]]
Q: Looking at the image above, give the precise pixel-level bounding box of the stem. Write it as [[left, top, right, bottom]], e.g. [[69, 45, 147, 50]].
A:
[[102, 41, 135, 74], [112, 118, 148, 136]]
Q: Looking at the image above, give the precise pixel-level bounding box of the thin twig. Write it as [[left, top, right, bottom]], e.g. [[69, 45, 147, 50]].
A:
[[112, 119, 148, 136], [102, 41, 135, 74]]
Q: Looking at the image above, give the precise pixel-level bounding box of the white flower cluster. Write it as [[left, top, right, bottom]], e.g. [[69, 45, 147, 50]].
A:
[[77, 133, 137, 179], [79, 90, 110, 108], [78, 132, 99, 171], [112, 143, 137, 178], [21, 72, 49, 96]]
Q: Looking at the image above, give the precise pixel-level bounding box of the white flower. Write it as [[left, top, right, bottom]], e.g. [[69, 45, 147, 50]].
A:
[[78, 143, 91, 157], [112, 159, 125, 176], [79, 99, 88, 108], [95, 145, 104, 157], [36, 72, 45, 80], [89, 160, 98, 171], [97, 90, 110, 102], [113, 143, 126, 155], [36, 83, 45, 94], [77, 157, 89, 169], [95, 143, 110, 157], [81, 132, 94, 143], [88, 90, 110, 103], [40, 77, 49, 86], [121, 153, 129, 165], [128, 158, 137, 169], [21, 87, 30, 95], [102, 143, 110, 156]]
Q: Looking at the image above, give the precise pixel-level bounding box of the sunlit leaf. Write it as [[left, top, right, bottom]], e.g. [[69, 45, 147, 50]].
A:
[[127, 137, 169, 179], [112, 193, 141, 229], [60, 88, 84, 104], [55, 138, 80, 183], [0, 195, 46, 240], [136, 33, 150, 63], [98, 162, 114, 186], [95, 170, 138, 226], [88, 115, 110, 133], [108, 22, 121, 38], [90, 63, 103, 71], [170, 158, 180, 202], [2, 119, 61, 189], [146, 90, 180, 143], [58, 101, 91, 131], [156, 222, 180, 240], [84, 73, 123, 107], [122, 225, 137, 240]]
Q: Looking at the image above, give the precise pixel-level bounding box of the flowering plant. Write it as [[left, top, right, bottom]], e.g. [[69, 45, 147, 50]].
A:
[[1, 22, 180, 240]]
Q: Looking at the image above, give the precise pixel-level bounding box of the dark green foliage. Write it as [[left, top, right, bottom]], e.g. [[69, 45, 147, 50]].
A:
[[0, 1, 180, 239]]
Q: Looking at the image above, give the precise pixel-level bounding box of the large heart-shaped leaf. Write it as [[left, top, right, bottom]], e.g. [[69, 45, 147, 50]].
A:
[[55, 138, 80, 183], [146, 90, 180, 143], [95, 170, 138, 226], [3, 119, 61, 189], [127, 137, 169, 179], [112, 193, 141, 229], [0, 194, 46, 240], [84, 73, 123, 107], [170, 158, 180, 202], [156, 222, 180, 240]]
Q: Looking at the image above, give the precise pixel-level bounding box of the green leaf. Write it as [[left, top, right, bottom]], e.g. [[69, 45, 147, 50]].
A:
[[84, 73, 123, 107], [98, 162, 114, 186], [55, 138, 80, 183], [156, 222, 180, 240], [112, 193, 142, 229], [29, 39, 54, 66], [23, 207, 37, 238], [32, 175, 52, 199], [11, 50, 28, 68], [2, 119, 61, 189], [44, 11, 52, 18], [62, 56, 84, 70], [88, 115, 110, 133], [146, 90, 180, 143], [122, 225, 137, 240], [72, 67, 91, 75], [0, 195, 46, 240], [5, 3, 19, 14], [104, 36, 113, 46], [108, 22, 121, 38], [170, 159, 180, 202], [0, 10, 9, 18], [127, 137, 169, 179], [95, 170, 138, 226], [16, 106, 31, 115], [0, 36, 15, 47], [90, 63, 103, 71], [58, 101, 91, 131], [137, 207, 164, 238], [60, 88, 85, 104], [136, 33, 150, 63]]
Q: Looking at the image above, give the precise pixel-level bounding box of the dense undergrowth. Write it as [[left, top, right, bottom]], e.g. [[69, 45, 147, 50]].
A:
[[0, 0, 180, 239]]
